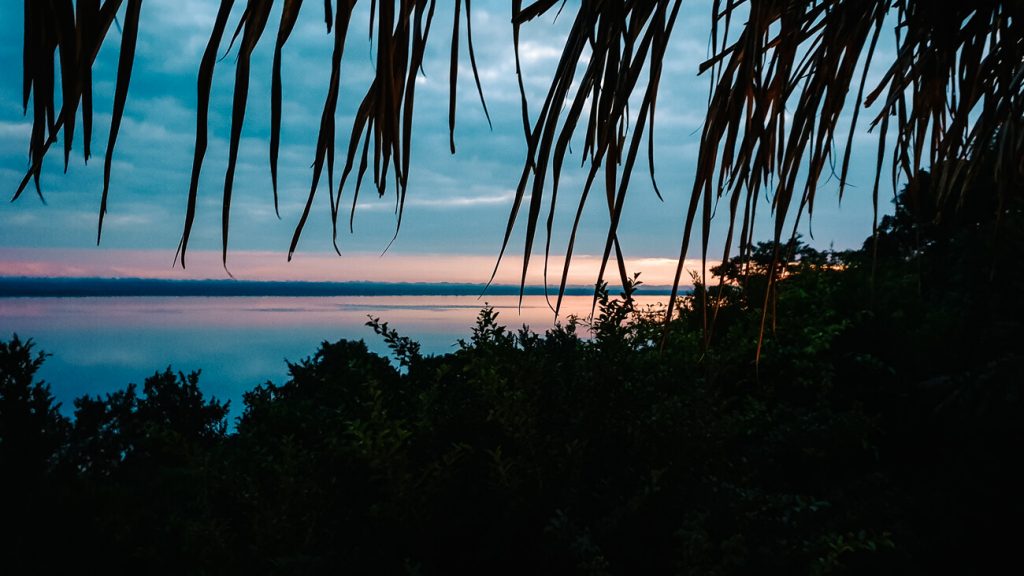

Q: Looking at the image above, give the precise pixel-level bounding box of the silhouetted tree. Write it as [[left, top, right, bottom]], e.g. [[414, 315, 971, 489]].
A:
[[0, 335, 69, 571], [0, 335, 67, 479]]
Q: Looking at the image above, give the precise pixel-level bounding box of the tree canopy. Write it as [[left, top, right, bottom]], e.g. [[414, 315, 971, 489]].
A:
[[13, 1, 1024, 305]]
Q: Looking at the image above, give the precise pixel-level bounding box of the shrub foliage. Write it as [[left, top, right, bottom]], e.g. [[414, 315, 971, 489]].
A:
[[2, 176, 1022, 574]]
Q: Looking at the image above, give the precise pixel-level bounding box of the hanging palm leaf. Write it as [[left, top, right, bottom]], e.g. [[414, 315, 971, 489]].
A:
[[500, 0, 1022, 337], [11, 0, 1024, 315], [17, 0, 488, 273], [17, 0, 128, 205]]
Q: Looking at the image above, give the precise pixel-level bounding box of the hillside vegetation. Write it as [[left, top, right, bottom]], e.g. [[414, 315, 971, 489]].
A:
[[2, 176, 1022, 574]]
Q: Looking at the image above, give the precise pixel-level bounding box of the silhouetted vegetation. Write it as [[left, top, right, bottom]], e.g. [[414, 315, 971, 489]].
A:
[[2, 173, 1022, 574]]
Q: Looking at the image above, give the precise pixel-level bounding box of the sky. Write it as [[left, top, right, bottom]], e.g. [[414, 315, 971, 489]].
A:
[[0, 1, 896, 285]]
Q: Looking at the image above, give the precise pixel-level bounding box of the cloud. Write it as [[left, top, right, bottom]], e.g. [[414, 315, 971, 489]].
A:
[[357, 191, 515, 211], [0, 120, 30, 139]]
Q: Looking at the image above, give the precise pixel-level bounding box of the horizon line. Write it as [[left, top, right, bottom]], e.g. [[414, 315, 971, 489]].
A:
[[0, 276, 687, 298]]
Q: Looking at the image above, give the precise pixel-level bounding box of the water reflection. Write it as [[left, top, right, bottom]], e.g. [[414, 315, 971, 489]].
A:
[[1, 295, 667, 418]]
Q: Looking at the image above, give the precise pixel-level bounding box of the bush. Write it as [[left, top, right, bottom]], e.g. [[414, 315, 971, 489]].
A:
[[2, 180, 1021, 572]]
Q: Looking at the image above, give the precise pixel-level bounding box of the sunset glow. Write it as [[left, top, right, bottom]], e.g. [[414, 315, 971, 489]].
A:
[[0, 248, 715, 286]]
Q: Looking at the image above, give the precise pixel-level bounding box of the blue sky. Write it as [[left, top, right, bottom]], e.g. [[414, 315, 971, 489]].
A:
[[0, 1, 895, 284]]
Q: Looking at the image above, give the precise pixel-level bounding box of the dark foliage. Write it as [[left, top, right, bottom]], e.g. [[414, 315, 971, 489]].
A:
[[2, 173, 1022, 573], [0, 336, 70, 573]]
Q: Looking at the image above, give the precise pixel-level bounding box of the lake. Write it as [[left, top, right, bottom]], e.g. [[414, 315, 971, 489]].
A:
[[0, 295, 669, 419]]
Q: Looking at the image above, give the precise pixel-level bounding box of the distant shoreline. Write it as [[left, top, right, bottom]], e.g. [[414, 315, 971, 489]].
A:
[[0, 277, 681, 298]]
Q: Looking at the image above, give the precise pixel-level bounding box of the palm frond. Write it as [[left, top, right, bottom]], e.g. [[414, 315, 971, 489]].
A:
[[11, 0, 1024, 317], [98, 0, 141, 245], [16, 0, 125, 203], [176, 0, 235, 268], [500, 0, 684, 314], [17, 0, 486, 269], [499, 0, 1022, 329]]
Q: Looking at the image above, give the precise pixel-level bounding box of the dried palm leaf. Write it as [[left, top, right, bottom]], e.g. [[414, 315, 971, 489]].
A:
[[11, 1, 1024, 333], [17, 0, 487, 272]]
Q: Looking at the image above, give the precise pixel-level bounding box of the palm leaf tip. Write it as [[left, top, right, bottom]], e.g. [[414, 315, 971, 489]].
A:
[[9, 0, 1023, 311]]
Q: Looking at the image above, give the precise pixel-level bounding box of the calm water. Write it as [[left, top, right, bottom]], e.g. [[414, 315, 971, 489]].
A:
[[0, 295, 667, 418]]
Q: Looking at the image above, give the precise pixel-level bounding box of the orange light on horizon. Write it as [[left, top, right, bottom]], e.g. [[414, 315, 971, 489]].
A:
[[0, 248, 717, 287]]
